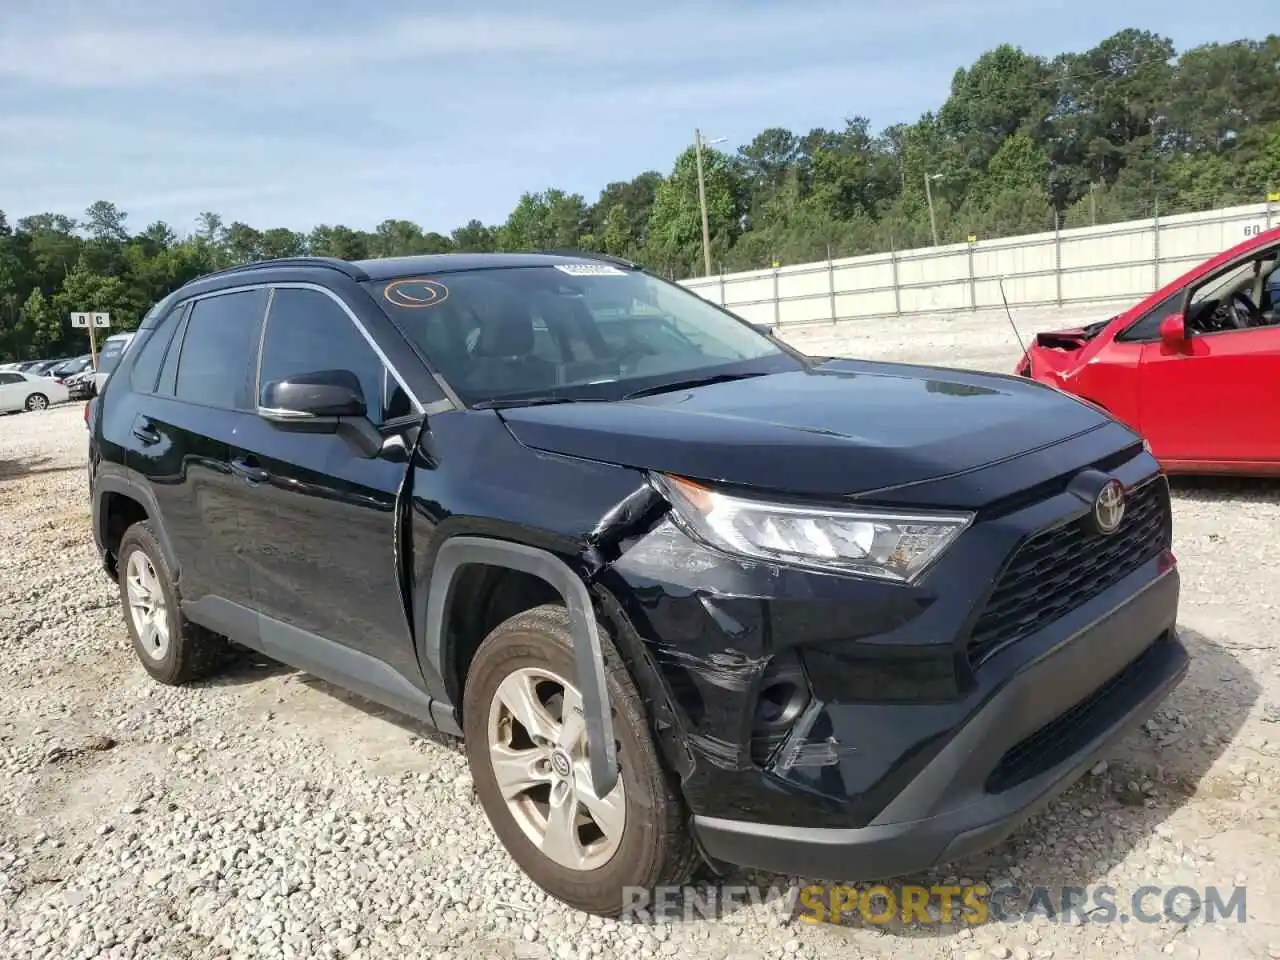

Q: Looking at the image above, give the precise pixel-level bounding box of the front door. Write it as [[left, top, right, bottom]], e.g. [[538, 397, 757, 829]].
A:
[[1139, 325, 1280, 466], [1137, 249, 1280, 467], [233, 285, 422, 682]]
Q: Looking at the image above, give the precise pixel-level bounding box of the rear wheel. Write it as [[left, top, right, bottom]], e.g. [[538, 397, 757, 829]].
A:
[[462, 604, 697, 915], [24, 393, 47, 411], [117, 521, 227, 684]]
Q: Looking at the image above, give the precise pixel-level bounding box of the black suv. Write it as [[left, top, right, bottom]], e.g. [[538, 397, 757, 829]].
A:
[[87, 253, 1187, 915]]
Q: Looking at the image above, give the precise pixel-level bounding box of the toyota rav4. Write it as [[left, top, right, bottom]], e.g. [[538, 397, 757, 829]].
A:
[[87, 252, 1187, 915]]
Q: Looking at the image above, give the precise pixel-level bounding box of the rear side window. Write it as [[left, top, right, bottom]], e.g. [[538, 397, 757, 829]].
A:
[[174, 289, 268, 409], [258, 288, 392, 423], [0, 372, 22, 385], [129, 308, 184, 393]]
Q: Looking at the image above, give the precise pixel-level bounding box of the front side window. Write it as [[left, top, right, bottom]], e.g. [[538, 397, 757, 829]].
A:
[[258, 288, 393, 424], [174, 289, 268, 409], [1186, 247, 1280, 334], [365, 264, 796, 406], [1121, 246, 1280, 342]]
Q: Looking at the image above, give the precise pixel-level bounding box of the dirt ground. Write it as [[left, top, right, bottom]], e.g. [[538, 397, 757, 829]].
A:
[[1, 306, 1278, 960]]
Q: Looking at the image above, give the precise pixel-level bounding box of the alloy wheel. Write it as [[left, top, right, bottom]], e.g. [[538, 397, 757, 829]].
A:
[[486, 666, 626, 871], [125, 551, 170, 661]]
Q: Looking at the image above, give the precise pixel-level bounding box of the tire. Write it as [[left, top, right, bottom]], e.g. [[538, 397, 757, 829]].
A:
[[462, 604, 698, 915], [117, 521, 227, 685], [24, 393, 48, 411]]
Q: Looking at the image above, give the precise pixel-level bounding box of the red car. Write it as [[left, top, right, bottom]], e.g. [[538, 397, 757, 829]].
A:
[[1017, 225, 1280, 476]]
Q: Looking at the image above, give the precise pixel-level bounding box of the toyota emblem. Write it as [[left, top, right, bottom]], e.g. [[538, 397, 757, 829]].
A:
[[1093, 479, 1126, 535], [550, 751, 572, 778]]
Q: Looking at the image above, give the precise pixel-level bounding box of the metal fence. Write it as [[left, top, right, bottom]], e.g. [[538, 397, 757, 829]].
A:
[[681, 199, 1280, 328]]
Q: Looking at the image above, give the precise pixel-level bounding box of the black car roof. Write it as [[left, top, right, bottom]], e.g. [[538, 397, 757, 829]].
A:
[[352, 252, 637, 280], [193, 251, 636, 286], [145, 251, 641, 329]]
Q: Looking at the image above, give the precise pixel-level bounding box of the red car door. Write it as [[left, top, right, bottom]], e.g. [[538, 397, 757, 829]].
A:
[[1138, 325, 1280, 469]]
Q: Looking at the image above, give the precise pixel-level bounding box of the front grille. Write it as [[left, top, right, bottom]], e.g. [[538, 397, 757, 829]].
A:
[[967, 478, 1170, 664]]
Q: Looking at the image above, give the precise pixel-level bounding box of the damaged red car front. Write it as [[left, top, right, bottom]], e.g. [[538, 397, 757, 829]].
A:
[[1015, 319, 1112, 382]]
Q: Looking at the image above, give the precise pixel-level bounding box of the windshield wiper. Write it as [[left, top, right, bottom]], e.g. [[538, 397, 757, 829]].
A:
[[621, 371, 769, 400], [471, 396, 605, 410]]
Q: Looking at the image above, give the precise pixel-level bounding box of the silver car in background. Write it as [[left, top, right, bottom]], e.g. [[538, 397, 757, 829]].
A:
[[87, 332, 136, 396]]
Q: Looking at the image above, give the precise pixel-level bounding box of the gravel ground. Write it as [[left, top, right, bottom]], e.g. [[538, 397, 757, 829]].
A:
[[2, 307, 1279, 960]]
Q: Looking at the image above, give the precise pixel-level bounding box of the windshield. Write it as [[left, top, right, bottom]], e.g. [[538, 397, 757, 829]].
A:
[[366, 264, 798, 405]]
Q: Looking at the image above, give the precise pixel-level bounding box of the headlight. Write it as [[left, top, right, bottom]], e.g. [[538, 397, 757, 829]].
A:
[[651, 474, 973, 583]]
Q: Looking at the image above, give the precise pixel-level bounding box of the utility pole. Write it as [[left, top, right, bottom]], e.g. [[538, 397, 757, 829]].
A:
[[694, 128, 713, 277], [924, 173, 941, 247]]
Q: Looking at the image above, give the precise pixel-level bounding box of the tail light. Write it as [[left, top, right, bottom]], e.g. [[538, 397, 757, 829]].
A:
[[83, 400, 92, 425]]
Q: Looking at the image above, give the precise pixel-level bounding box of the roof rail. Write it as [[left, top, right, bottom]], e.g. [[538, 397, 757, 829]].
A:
[[536, 249, 641, 270], [196, 256, 370, 283]]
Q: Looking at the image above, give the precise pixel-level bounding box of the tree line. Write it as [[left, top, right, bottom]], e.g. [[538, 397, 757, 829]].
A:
[[2, 27, 1278, 363]]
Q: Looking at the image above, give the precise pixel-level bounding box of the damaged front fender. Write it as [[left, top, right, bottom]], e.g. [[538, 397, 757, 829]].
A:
[[423, 535, 621, 798]]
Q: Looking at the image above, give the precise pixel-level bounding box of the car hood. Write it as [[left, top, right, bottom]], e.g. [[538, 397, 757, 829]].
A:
[[498, 358, 1122, 504], [1033, 326, 1092, 346]]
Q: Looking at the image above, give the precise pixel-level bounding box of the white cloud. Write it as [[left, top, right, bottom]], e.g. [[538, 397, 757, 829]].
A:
[[566, 62, 938, 113], [0, 2, 1019, 88], [0, 0, 1036, 231], [0, 105, 614, 230]]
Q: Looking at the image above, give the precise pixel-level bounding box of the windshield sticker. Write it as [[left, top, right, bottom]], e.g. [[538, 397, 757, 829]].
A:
[[554, 263, 626, 277], [384, 278, 449, 308]]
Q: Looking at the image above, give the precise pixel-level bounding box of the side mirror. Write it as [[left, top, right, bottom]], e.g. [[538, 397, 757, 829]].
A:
[[259, 369, 388, 459], [260, 369, 366, 422], [1158, 315, 1186, 346], [751, 322, 775, 337]]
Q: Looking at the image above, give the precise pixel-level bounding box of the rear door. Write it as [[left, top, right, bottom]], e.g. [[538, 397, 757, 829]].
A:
[[126, 287, 268, 613], [231, 284, 424, 681]]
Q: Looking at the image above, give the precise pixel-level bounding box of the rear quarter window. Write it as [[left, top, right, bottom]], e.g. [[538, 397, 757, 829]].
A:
[[129, 309, 183, 393]]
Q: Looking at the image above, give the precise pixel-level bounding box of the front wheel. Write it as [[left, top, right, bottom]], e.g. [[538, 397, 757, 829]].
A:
[[24, 393, 48, 411], [462, 604, 697, 915]]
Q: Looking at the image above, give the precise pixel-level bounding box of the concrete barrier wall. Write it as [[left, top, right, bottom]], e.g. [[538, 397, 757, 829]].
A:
[[680, 201, 1279, 327]]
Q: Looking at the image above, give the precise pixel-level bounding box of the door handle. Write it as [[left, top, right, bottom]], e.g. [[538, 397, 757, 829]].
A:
[[131, 421, 160, 445], [230, 457, 271, 484]]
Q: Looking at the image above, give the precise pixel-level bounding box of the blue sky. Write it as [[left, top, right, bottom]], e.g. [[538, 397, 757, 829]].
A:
[[0, 0, 1270, 237]]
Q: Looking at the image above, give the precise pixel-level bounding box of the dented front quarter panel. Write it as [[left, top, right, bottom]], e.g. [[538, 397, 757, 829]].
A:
[[603, 513, 983, 830], [1026, 343, 1085, 384]]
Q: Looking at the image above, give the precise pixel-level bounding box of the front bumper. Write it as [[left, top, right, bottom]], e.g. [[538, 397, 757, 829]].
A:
[[608, 443, 1183, 880], [691, 570, 1185, 880]]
